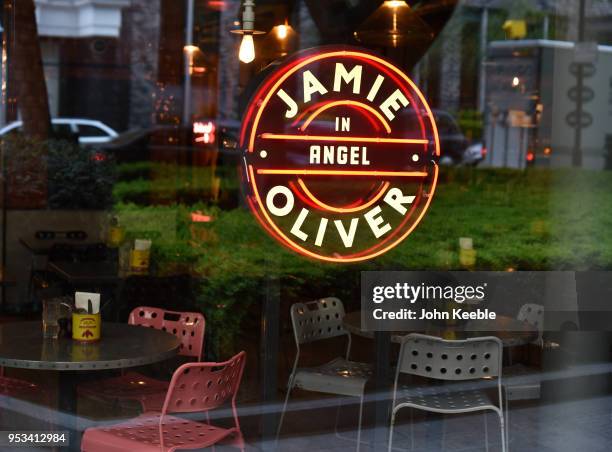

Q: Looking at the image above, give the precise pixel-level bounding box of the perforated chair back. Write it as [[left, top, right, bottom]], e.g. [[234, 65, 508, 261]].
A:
[[162, 351, 246, 415], [129, 306, 205, 361], [397, 333, 502, 381], [517, 303, 544, 343], [290, 297, 348, 346]]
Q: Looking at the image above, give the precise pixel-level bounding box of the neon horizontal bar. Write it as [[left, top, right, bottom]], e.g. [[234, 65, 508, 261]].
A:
[[256, 169, 428, 177], [260, 133, 429, 144]]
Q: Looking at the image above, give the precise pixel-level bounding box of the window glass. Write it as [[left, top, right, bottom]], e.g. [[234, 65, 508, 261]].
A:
[[50, 123, 73, 135], [77, 124, 108, 137], [0, 1, 610, 451]]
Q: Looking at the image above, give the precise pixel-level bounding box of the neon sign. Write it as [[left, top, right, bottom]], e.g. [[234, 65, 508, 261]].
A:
[[240, 47, 439, 262]]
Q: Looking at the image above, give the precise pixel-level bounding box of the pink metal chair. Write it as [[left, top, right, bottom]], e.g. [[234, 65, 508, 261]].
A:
[[78, 307, 205, 412], [81, 351, 246, 452], [128, 307, 206, 361], [0, 371, 46, 399]]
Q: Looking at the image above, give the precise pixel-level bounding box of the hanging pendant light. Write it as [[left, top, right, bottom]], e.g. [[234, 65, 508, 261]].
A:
[[268, 20, 297, 57], [231, 0, 264, 63], [354, 0, 434, 48]]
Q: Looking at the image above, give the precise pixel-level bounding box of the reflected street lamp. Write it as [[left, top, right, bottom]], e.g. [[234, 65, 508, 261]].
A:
[[183, 0, 195, 124]]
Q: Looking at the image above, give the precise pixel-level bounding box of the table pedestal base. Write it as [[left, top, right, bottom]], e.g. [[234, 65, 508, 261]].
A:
[[58, 371, 79, 452]]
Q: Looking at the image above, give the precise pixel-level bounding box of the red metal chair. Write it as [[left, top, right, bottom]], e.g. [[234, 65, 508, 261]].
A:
[[78, 307, 205, 412], [81, 351, 246, 452]]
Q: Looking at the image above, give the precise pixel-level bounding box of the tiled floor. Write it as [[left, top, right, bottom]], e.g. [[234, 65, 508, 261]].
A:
[[0, 387, 610, 451], [263, 395, 612, 452]]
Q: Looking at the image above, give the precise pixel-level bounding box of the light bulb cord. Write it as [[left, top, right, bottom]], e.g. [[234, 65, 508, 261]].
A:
[[242, 0, 255, 32]]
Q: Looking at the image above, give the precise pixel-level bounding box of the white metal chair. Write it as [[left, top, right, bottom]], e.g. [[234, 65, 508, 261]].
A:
[[277, 297, 372, 450], [389, 333, 505, 452]]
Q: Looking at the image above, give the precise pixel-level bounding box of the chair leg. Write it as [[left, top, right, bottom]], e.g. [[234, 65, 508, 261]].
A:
[[504, 388, 510, 452], [234, 432, 245, 452], [484, 411, 489, 452], [355, 394, 364, 452], [388, 410, 396, 452], [441, 413, 446, 451], [499, 411, 506, 452], [410, 407, 414, 450], [276, 383, 292, 441], [333, 398, 343, 439], [333, 394, 368, 449]]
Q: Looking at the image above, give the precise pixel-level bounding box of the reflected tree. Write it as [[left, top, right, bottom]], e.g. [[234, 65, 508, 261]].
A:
[[6, 0, 50, 139], [3, 0, 51, 208]]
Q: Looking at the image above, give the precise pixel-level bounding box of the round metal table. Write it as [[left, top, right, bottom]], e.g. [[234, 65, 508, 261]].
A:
[[0, 322, 181, 451], [0, 321, 180, 370], [343, 311, 538, 347]]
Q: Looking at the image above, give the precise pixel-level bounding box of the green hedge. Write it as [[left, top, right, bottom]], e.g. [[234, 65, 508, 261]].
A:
[[115, 167, 612, 348], [114, 162, 239, 206]]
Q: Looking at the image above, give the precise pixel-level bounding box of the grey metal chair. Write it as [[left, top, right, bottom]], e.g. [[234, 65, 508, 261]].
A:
[[277, 297, 372, 450], [389, 333, 505, 452]]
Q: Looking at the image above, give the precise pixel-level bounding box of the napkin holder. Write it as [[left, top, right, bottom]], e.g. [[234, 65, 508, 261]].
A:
[[72, 292, 101, 342]]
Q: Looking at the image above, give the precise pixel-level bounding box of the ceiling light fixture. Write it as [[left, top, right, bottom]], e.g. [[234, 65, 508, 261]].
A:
[[231, 0, 264, 64]]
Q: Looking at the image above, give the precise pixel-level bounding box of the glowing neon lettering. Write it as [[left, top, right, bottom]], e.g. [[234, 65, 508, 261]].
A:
[[310, 145, 370, 165], [290, 208, 309, 241], [277, 89, 298, 118], [275, 65, 415, 122], [303, 70, 328, 103], [256, 182, 416, 248], [335, 218, 359, 248], [314, 218, 328, 247], [333, 63, 362, 94], [380, 89, 410, 121], [384, 187, 415, 215], [364, 206, 391, 238], [266, 185, 294, 216], [366, 74, 385, 102]]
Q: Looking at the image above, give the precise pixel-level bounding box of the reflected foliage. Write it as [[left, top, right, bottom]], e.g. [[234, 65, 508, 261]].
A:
[[2, 135, 116, 209], [47, 140, 116, 209], [113, 166, 612, 349]]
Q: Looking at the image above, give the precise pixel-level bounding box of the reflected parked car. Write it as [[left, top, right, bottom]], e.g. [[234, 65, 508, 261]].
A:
[[0, 118, 118, 145], [432, 110, 470, 164], [405, 109, 469, 164], [100, 121, 242, 164], [462, 142, 486, 166]]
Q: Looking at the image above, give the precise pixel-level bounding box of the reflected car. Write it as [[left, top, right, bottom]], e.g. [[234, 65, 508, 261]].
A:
[[432, 110, 470, 164], [462, 142, 486, 166], [100, 121, 239, 164], [0, 118, 118, 145], [100, 125, 195, 163], [402, 109, 469, 165]]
